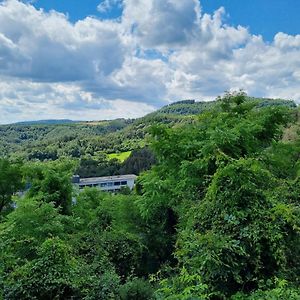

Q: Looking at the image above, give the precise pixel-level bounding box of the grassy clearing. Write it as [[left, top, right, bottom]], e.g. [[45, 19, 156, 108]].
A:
[[83, 120, 110, 126], [108, 151, 131, 162]]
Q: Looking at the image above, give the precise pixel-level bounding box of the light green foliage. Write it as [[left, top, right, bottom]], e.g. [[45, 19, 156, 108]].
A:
[[4, 238, 82, 299], [231, 279, 300, 299], [108, 151, 132, 162], [0, 198, 68, 260], [154, 267, 209, 300], [176, 159, 300, 297], [1, 187, 149, 299], [72, 188, 106, 228], [137, 93, 292, 230], [72, 190, 150, 279], [0, 93, 299, 299], [138, 92, 300, 298], [24, 160, 75, 215]]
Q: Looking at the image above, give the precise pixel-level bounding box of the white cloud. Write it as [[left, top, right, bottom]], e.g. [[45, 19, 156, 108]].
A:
[[0, 0, 125, 81], [97, 0, 123, 13], [0, 76, 155, 124], [122, 0, 201, 49], [0, 0, 299, 123]]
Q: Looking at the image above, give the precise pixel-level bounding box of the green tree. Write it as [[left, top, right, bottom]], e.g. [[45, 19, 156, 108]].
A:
[[138, 93, 299, 297], [176, 159, 300, 297], [4, 238, 82, 299], [0, 159, 23, 215], [0, 197, 69, 262], [25, 161, 75, 215]]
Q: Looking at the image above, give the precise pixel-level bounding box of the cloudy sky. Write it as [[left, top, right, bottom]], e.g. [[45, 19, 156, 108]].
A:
[[0, 0, 300, 124]]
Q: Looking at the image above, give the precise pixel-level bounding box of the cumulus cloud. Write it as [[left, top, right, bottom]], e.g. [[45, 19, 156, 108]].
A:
[[0, 0, 299, 123], [0, 76, 154, 124], [0, 0, 126, 81], [97, 0, 123, 13], [122, 0, 201, 48]]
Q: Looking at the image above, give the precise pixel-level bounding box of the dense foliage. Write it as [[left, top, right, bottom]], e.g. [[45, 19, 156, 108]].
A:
[[0, 93, 299, 299], [0, 96, 295, 163]]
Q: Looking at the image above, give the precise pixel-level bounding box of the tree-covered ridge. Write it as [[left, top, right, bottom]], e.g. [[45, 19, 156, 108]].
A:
[[153, 96, 296, 116], [0, 119, 134, 159], [0, 93, 299, 299], [0, 96, 296, 163], [13, 119, 76, 125]]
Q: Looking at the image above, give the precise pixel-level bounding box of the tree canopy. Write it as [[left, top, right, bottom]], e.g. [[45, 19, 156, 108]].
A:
[[0, 93, 299, 299]]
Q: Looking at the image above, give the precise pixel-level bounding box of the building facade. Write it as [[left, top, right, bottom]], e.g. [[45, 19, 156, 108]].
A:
[[72, 174, 137, 192]]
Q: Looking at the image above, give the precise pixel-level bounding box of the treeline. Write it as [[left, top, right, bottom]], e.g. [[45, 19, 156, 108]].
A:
[[0, 119, 133, 159], [0, 113, 186, 161], [0, 92, 300, 299], [0, 95, 296, 163], [77, 147, 156, 177]]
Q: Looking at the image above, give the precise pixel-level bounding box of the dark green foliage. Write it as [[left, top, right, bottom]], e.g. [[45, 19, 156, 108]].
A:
[[120, 147, 156, 175], [0, 159, 23, 215], [119, 278, 154, 300], [28, 148, 58, 160], [0, 119, 133, 160], [157, 99, 216, 115], [77, 147, 156, 178], [262, 141, 300, 179], [84, 271, 121, 300], [77, 156, 121, 177], [100, 230, 145, 278], [91, 206, 113, 232]]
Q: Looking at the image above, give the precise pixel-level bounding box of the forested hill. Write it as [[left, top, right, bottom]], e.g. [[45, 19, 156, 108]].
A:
[[13, 119, 76, 125], [0, 95, 296, 162], [151, 97, 296, 116], [1, 92, 300, 299]]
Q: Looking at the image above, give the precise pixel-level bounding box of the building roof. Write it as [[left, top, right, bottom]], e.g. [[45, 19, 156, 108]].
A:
[[78, 174, 137, 185]]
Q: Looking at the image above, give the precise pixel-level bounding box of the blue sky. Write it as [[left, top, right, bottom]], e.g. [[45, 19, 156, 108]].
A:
[[201, 0, 300, 41], [32, 0, 300, 42], [0, 0, 299, 123], [32, 0, 123, 21]]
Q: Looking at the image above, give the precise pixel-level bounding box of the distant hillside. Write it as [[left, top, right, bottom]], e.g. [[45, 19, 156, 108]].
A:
[[152, 97, 296, 117], [0, 96, 297, 161], [250, 97, 296, 108], [14, 119, 77, 125], [155, 99, 216, 115]]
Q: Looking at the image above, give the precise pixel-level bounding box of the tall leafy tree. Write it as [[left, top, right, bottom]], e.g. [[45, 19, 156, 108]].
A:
[[25, 161, 75, 215], [0, 159, 23, 215]]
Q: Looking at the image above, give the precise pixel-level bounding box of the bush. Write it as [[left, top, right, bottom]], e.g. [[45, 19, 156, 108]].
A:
[[119, 278, 154, 300]]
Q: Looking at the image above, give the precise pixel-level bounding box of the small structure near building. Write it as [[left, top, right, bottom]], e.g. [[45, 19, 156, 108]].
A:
[[72, 174, 137, 192]]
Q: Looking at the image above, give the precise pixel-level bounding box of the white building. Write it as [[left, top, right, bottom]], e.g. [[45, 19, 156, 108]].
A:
[[72, 174, 137, 192]]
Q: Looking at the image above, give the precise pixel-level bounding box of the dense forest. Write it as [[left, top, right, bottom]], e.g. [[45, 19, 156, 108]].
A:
[[0, 92, 300, 299]]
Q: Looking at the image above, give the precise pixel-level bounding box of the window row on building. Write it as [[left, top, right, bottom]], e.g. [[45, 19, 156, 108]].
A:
[[79, 180, 128, 189], [72, 174, 137, 192]]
